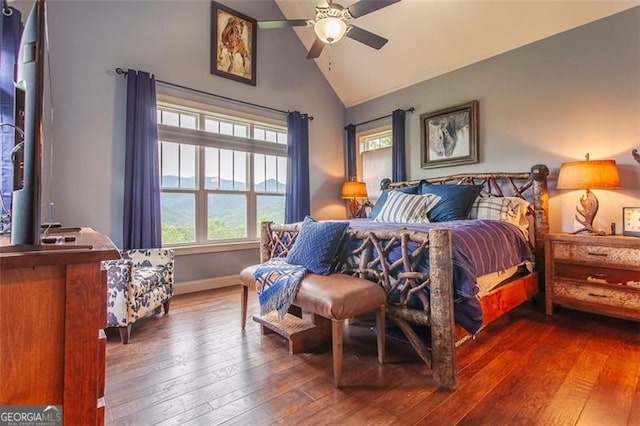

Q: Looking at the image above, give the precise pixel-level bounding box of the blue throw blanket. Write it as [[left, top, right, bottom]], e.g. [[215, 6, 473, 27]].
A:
[[253, 258, 306, 319]]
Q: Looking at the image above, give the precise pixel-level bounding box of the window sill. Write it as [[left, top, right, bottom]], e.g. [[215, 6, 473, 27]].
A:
[[170, 241, 259, 256]]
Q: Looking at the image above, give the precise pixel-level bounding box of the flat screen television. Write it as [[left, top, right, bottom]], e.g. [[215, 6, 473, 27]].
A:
[[11, 0, 45, 245]]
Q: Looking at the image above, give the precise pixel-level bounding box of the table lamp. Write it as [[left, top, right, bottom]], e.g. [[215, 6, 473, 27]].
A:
[[557, 153, 620, 235], [341, 181, 369, 218]]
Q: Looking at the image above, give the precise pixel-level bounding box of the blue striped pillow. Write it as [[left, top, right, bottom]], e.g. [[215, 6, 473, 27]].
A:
[[373, 191, 442, 223], [369, 185, 420, 219]]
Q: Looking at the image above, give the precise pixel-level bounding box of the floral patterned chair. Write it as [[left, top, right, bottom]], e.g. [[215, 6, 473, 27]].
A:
[[103, 248, 174, 344]]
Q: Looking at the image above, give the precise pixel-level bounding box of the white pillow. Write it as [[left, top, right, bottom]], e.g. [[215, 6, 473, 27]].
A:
[[468, 196, 531, 238], [374, 191, 442, 223]]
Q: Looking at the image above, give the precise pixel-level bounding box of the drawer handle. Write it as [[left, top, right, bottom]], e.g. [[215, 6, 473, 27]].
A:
[[587, 251, 608, 257], [587, 273, 607, 280], [588, 293, 608, 298]]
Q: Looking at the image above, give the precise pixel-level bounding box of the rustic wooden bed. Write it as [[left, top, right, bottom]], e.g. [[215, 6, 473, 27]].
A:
[[257, 165, 550, 388]]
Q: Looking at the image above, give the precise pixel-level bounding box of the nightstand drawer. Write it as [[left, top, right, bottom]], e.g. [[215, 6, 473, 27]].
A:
[[553, 280, 640, 311], [554, 263, 640, 284], [553, 242, 640, 267]]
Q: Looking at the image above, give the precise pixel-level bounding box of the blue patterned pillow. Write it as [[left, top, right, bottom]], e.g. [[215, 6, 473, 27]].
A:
[[369, 184, 420, 219], [286, 216, 349, 275], [419, 182, 482, 222]]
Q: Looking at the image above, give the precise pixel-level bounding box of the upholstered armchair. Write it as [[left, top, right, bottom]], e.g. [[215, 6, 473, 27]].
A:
[[103, 248, 174, 344]]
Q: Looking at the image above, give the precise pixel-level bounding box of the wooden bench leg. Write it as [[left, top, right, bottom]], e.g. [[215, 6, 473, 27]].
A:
[[376, 304, 385, 364], [332, 319, 344, 387], [241, 285, 248, 330]]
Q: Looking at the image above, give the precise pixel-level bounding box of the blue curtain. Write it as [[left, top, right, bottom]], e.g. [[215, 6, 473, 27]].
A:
[[0, 5, 22, 230], [392, 109, 406, 182], [284, 111, 310, 223], [345, 124, 356, 181], [123, 70, 161, 250]]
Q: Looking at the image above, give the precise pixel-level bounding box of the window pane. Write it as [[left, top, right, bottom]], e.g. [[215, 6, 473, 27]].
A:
[[265, 155, 277, 191], [160, 142, 179, 188], [162, 110, 179, 127], [208, 193, 246, 239], [367, 138, 380, 150], [180, 113, 197, 130], [179, 144, 197, 189], [277, 132, 287, 145], [362, 147, 391, 203], [220, 121, 233, 135], [380, 136, 392, 148], [265, 130, 277, 143], [204, 147, 220, 189], [161, 192, 195, 244], [277, 157, 287, 193], [257, 195, 284, 230], [254, 128, 265, 141], [219, 149, 233, 189], [205, 118, 219, 133], [233, 124, 247, 138], [254, 154, 265, 192], [233, 151, 247, 190]]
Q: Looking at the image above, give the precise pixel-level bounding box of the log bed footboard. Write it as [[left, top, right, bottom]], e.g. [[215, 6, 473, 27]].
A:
[[257, 165, 549, 389]]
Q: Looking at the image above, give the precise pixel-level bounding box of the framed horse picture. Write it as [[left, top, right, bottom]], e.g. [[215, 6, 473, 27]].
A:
[[420, 100, 479, 169], [211, 2, 257, 86]]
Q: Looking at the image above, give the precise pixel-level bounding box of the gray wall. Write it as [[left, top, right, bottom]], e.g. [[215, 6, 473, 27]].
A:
[[346, 7, 640, 234], [14, 0, 346, 284]]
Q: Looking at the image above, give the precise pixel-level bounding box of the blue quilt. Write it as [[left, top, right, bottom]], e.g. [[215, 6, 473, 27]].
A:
[[253, 258, 306, 319]]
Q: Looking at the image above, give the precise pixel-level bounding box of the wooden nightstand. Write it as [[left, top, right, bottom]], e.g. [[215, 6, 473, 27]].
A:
[[545, 233, 640, 321]]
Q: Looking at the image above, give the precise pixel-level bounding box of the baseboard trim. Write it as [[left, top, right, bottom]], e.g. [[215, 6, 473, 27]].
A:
[[174, 275, 239, 295]]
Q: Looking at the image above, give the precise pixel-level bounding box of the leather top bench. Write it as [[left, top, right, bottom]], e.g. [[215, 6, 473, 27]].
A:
[[239, 264, 386, 387]]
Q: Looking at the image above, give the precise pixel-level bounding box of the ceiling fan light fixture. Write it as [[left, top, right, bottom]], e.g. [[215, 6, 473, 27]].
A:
[[314, 17, 347, 44]]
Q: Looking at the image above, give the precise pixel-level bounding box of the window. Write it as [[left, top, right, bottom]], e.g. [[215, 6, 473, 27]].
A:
[[359, 128, 392, 200], [158, 102, 287, 246]]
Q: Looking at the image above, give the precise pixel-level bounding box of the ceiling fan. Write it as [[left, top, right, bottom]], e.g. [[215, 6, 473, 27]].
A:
[[258, 0, 401, 59]]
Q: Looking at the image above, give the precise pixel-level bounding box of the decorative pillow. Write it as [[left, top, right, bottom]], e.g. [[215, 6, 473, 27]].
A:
[[419, 182, 482, 222], [286, 216, 349, 275], [468, 196, 531, 238], [369, 185, 420, 219], [374, 191, 442, 223]]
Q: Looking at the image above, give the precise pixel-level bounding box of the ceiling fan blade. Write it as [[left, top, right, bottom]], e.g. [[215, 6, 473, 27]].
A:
[[307, 38, 325, 59], [345, 25, 388, 50], [313, 0, 330, 8], [346, 0, 401, 19], [258, 19, 311, 29]]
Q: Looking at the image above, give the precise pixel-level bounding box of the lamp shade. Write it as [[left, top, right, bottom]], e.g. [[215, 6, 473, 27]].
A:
[[341, 181, 368, 199], [314, 17, 347, 44], [557, 159, 620, 190]]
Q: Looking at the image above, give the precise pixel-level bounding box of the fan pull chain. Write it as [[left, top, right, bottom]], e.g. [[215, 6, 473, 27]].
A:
[[328, 43, 332, 71]]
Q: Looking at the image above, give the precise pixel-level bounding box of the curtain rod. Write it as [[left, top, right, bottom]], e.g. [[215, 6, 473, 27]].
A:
[[346, 107, 415, 130], [115, 68, 313, 120]]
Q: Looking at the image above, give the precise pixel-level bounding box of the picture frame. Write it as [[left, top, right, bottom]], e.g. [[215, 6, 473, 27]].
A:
[[420, 100, 479, 169], [210, 1, 257, 86], [623, 207, 640, 237]]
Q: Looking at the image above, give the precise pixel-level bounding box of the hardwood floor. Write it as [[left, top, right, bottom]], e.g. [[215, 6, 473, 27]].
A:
[[105, 286, 640, 425]]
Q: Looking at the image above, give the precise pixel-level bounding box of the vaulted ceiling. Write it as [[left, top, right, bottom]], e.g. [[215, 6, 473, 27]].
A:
[[272, 0, 639, 107]]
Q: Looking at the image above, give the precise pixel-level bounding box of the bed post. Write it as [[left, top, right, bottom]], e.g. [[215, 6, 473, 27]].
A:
[[260, 221, 273, 262], [530, 164, 550, 275], [429, 228, 456, 389]]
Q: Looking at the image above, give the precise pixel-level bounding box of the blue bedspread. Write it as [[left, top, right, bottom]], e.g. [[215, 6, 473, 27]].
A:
[[347, 219, 533, 334]]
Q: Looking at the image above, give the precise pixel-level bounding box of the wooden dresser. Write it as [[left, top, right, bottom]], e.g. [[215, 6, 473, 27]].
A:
[[0, 228, 119, 425], [544, 233, 640, 321]]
